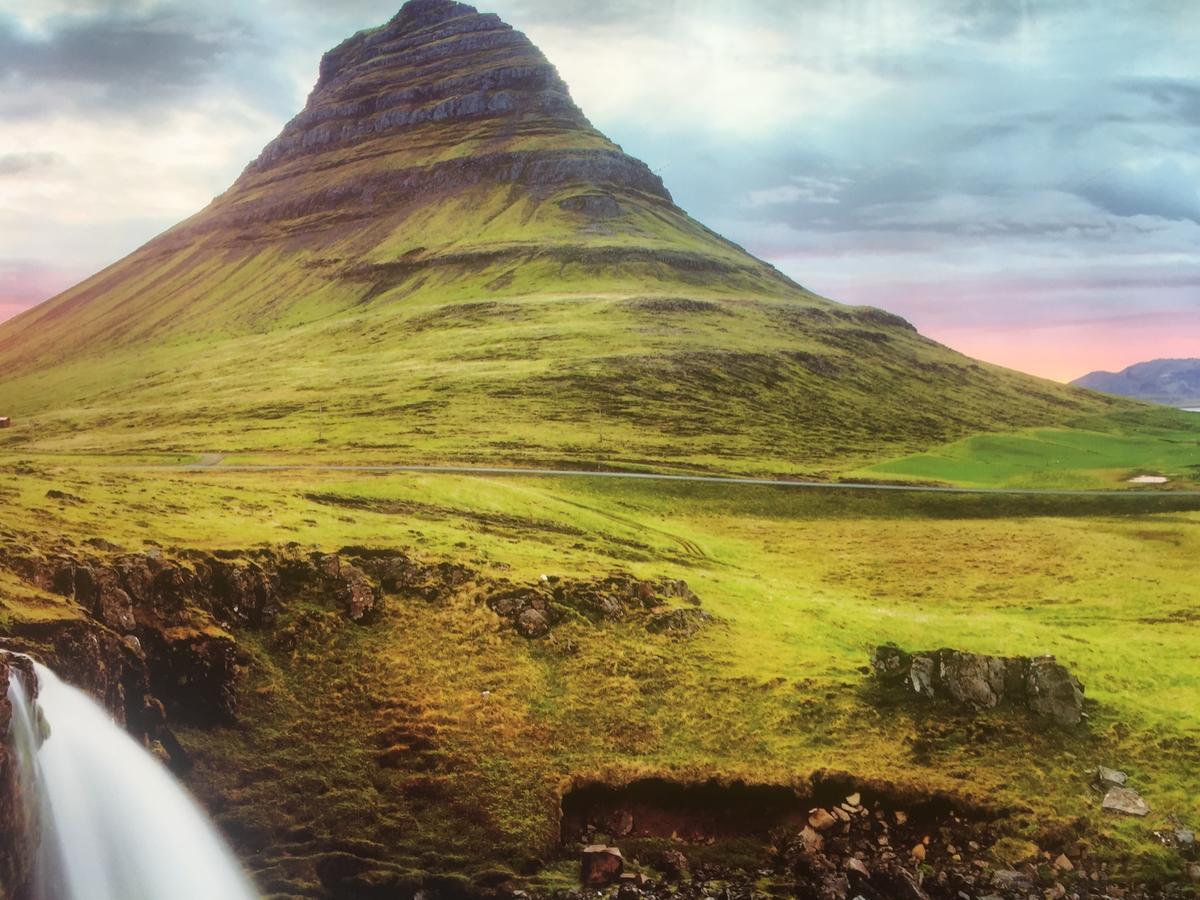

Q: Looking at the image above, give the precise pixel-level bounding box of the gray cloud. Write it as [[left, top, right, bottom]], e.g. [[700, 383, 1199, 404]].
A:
[[1077, 162, 1200, 225], [0, 7, 260, 115], [0, 152, 61, 176], [0, 0, 1196, 376], [1118, 77, 1200, 124]]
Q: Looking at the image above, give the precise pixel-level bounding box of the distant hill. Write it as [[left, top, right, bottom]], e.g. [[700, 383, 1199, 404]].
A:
[[0, 0, 1128, 475], [1073, 359, 1200, 408]]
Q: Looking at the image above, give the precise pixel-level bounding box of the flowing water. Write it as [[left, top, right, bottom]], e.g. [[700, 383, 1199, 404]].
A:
[[6, 662, 259, 900]]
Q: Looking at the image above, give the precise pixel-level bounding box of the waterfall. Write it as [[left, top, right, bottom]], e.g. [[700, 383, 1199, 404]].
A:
[[5, 662, 259, 900]]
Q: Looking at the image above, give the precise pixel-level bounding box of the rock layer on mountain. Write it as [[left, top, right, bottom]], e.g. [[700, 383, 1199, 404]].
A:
[[1074, 359, 1200, 408], [0, 0, 1126, 476]]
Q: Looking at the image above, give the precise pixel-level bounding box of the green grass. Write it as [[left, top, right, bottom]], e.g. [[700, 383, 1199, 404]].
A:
[[2, 463, 1198, 889], [0, 91, 1144, 482], [860, 408, 1200, 489]]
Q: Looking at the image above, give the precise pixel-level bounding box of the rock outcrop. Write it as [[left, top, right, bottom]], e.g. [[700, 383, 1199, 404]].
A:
[[0, 652, 37, 900], [0, 539, 411, 716], [486, 575, 715, 639], [580, 845, 624, 887], [182, 0, 671, 246], [871, 645, 1085, 725]]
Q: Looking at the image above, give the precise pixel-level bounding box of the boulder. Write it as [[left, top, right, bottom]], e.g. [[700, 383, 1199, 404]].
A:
[[1026, 656, 1084, 725], [319, 553, 343, 579], [344, 573, 378, 623], [516, 608, 550, 638], [871, 644, 907, 675], [1096, 766, 1127, 788], [646, 607, 714, 636], [1101, 786, 1150, 817], [320, 560, 379, 623], [581, 845, 623, 886], [210, 561, 279, 627], [940, 651, 1016, 708], [797, 825, 824, 854], [871, 644, 1084, 725], [656, 849, 689, 881], [908, 654, 936, 695], [809, 808, 838, 831], [664, 579, 701, 606], [602, 808, 634, 837], [74, 567, 137, 632], [97, 584, 137, 633]]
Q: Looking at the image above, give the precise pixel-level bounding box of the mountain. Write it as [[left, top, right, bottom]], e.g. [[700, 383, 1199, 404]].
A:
[[1074, 359, 1200, 408], [0, 0, 1126, 475]]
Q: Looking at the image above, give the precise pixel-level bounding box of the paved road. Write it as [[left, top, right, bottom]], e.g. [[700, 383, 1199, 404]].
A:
[[154, 460, 1200, 498]]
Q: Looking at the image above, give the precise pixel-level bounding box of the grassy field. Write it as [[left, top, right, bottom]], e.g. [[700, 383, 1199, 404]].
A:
[[0, 21, 1138, 482], [858, 408, 1200, 489], [2, 460, 1198, 889]]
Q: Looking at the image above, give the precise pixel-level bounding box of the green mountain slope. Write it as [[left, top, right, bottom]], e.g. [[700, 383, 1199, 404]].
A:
[[0, 0, 1130, 475]]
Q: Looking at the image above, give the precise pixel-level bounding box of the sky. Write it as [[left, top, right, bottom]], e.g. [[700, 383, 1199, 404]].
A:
[[1, 0, 1197, 382]]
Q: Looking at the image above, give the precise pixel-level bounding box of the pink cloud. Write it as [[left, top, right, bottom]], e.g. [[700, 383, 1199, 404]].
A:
[[926, 315, 1200, 382], [0, 301, 31, 324], [0, 263, 86, 325], [786, 264, 1199, 381]]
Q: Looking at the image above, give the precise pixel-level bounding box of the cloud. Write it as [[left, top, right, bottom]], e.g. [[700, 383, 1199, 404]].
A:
[[0, 259, 90, 310], [0, 152, 61, 176], [0, 0, 1196, 378], [747, 176, 848, 208], [1076, 160, 1200, 224], [0, 8, 259, 116]]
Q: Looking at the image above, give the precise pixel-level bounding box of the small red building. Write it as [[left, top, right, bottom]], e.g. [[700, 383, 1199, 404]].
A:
[[0, 417, 10, 428]]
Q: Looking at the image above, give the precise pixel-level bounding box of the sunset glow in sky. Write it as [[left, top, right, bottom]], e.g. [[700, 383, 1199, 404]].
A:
[[1, 0, 1197, 382]]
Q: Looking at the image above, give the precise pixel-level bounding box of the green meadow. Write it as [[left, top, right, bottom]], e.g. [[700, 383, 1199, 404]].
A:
[[860, 409, 1200, 489], [2, 460, 1198, 887]]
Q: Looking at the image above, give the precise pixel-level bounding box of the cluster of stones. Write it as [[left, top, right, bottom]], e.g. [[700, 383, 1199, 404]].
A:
[[1097, 766, 1152, 818], [565, 784, 1187, 900], [872, 644, 1086, 725], [777, 791, 1182, 900], [486, 575, 712, 639]]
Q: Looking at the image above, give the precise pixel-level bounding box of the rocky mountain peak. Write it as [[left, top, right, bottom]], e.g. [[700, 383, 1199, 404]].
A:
[[167, 0, 675, 247], [248, 0, 596, 177]]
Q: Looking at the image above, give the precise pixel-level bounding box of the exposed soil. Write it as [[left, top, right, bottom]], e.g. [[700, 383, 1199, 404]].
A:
[[556, 774, 1190, 900], [562, 779, 810, 844]]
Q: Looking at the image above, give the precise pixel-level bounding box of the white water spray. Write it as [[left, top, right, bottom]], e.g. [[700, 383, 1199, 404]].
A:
[[6, 662, 259, 900]]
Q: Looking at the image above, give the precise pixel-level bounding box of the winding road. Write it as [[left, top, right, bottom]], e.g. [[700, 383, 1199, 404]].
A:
[[156, 459, 1200, 498]]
